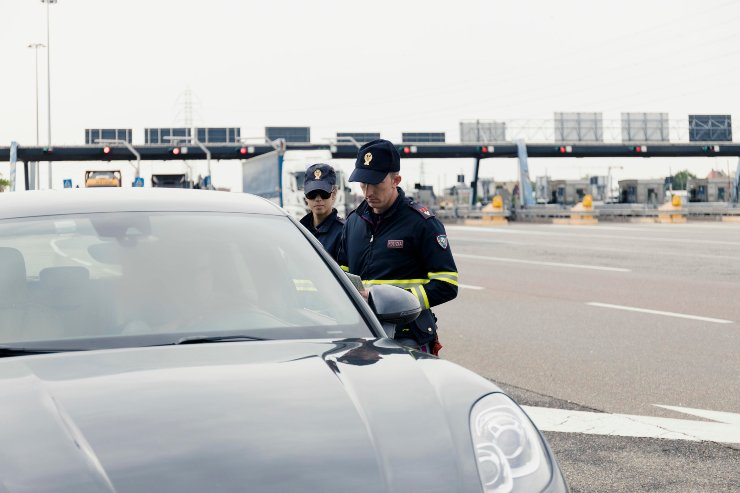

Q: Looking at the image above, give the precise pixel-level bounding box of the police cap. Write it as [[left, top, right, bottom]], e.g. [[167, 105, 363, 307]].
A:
[[304, 163, 336, 194], [349, 139, 400, 185]]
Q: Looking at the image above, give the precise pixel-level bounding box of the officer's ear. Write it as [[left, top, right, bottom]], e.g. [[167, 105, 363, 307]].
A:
[[391, 173, 402, 187]]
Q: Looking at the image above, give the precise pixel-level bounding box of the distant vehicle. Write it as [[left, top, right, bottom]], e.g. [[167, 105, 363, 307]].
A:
[[151, 174, 193, 188], [243, 150, 352, 220], [84, 170, 121, 188]]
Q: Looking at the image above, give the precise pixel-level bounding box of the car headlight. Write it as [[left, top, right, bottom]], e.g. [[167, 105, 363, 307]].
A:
[[470, 393, 552, 493]]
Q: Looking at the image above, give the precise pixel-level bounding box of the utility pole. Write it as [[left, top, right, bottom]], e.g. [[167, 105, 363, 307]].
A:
[[41, 0, 58, 189]]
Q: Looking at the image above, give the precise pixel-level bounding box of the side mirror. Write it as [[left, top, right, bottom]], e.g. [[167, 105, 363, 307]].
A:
[[368, 285, 421, 338]]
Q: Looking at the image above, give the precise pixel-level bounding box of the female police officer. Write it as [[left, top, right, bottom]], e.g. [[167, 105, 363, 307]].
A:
[[299, 163, 345, 262]]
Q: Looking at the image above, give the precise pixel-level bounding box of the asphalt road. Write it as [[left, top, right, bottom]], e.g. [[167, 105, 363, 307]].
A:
[[434, 221, 740, 492]]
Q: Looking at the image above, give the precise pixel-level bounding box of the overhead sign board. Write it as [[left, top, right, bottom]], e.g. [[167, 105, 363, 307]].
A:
[[689, 115, 732, 142], [460, 120, 507, 142], [621, 113, 669, 142], [554, 112, 603, 142]]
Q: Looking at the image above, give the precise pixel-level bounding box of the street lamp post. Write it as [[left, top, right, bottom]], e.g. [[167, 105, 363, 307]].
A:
[[28, 42, 46, 191], [27, 43, 46, 145], [41, 0, 57, 189]]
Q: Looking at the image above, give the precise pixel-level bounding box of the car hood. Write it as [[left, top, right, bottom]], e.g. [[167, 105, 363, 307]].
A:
[[0, 339, 498, 493]]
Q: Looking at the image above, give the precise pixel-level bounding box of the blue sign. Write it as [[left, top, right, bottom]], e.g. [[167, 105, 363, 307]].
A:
[[63, 179, 73, 189], [133, 177, 145, 188]]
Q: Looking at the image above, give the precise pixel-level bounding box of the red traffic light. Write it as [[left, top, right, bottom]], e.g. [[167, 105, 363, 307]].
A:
[[239, 146, 248, 155], [403, 146, 411, 154], [103, 146, 111, 155], [171, 147, 181, 156]]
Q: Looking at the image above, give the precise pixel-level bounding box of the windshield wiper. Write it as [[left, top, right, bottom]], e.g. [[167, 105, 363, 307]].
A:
[[168, 335, 270, 346], [0, 346, 84, 357]]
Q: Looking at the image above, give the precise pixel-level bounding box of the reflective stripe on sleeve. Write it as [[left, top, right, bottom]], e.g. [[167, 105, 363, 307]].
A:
[[362, 279, 430, 286], [428, 271, 459, 286], [340, 265, 349, 272]]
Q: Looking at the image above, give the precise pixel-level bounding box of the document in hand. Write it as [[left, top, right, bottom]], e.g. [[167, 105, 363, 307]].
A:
[[345, 272, 364, 292]]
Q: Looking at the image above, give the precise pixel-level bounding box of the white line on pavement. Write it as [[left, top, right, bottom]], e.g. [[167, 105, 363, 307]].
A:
[[456, 253, 631, 272], [587, 302, 733, 324], [452, 236, 740, 262], [446, 225, 740, 247], [521, 404, 740, 444], [459, 284, 484, 290]]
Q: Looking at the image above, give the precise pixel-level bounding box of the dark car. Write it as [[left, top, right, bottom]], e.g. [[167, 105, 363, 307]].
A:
[[0, 188, 568, 493]]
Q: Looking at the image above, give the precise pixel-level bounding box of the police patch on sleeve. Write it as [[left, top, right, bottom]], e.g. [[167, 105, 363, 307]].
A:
[[436, 234, 448, 249]]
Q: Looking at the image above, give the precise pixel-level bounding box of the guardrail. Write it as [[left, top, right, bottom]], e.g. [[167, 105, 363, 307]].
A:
[[437, 202, 740, 223]]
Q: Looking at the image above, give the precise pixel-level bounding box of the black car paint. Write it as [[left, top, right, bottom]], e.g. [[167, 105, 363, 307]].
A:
[[0, 189, 568, 492], [0, 339, 566, 493]]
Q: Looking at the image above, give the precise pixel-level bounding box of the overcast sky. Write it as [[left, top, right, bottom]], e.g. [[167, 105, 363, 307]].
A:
[[2, 0, 740, 189]]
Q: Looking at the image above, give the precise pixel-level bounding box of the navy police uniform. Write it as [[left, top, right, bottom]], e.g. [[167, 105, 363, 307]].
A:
[[300, 163, 345, 262], [299, 209, 344, 261], [338, 140, 458, 349]]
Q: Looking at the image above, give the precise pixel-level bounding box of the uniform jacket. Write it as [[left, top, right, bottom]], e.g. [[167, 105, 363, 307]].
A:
[[338, 188, 458, 344], [300, 208, 345, 262]]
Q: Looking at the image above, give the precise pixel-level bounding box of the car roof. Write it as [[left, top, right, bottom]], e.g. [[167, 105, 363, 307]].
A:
[[0, 189, 286, 220]]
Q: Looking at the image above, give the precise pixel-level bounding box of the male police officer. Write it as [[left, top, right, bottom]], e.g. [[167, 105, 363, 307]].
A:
[[338, 139, 458, 355], [300, 163, 345, 262]]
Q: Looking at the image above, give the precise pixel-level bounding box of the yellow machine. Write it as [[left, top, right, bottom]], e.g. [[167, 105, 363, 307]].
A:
[[85, 170, 122, 188]]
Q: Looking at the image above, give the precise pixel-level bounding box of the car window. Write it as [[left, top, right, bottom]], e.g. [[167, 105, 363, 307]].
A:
[[0, 212, 369, 348]]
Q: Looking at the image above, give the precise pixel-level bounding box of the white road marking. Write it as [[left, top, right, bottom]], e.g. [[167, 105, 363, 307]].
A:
[[456, 253, 631, 272], [447, 225, 740, 247], [522, 405, 740, 444], [453, 236, 740, 262], [459, 284, 484, 290], [587, 302, 733, 324]]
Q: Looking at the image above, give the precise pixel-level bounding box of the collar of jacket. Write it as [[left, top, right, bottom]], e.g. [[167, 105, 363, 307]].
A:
[[360, 187, 406, 222], [300, 208, 339, 233]]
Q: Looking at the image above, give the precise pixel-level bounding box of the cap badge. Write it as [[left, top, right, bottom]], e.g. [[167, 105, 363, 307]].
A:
[[364, 152, 373, 166], [314, 169, 322, 179]]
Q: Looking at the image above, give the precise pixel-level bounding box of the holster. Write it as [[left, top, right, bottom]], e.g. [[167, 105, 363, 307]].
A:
[[407, 309, 437, 345]]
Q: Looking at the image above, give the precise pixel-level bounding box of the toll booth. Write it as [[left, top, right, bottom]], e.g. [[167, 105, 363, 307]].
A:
[[618, 179, 665, 205], [548, 179, 590, 205], [687, 175, 733, 202]]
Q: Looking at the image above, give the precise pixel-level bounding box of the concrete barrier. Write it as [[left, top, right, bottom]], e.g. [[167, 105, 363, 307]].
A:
[[553, 195, 598, 225], [464, 195, 510, 226], [657, 195, 687, 224]]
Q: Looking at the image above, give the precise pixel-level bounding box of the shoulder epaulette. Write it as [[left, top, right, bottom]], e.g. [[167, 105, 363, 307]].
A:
[[408, 200, 435, 219]]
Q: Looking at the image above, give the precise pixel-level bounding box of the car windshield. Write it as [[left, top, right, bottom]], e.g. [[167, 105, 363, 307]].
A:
[[0, 211, 369, 350]]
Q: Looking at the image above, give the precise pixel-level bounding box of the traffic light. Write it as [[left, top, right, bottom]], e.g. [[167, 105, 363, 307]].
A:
[[629, 145, 648, 153], [41, 146, 54, 154], [478, 145, 495, 154], [702, 144, 720, 153], [169, 147, 181, 156], [556, 145, 573, 154], [239, 146, 248, 156], [399, 146, 418, 155], [102, 145, 111, 156]]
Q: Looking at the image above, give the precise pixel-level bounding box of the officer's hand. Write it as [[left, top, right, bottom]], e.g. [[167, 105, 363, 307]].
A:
[[359, 289, 369, 300]]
